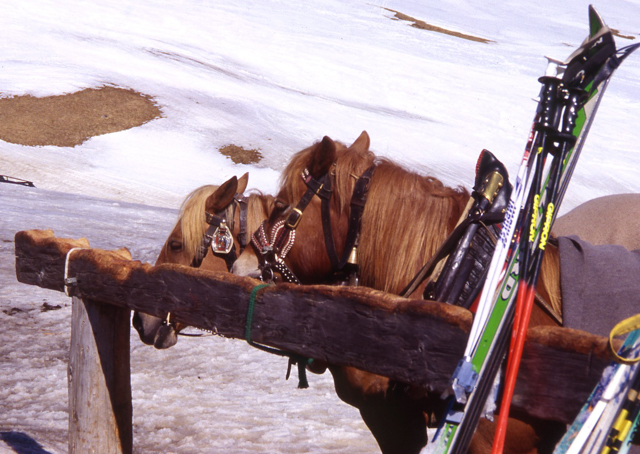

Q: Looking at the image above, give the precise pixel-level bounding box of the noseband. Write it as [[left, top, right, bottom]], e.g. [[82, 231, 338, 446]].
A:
[[252, 165, 375, 284]]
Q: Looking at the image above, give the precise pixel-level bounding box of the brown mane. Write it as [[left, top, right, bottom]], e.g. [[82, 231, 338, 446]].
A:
[[360, 159, 469, 294], [277, 138, 470, 294]]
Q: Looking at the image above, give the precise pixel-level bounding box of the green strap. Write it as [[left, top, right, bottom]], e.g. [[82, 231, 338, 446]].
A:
[[244, 283, 311, 389], [245, 283, 272, 344]]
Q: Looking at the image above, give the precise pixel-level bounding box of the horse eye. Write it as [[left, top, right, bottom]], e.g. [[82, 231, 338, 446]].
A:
[[168, 239, 183, 251], [274, 200, 288, 210]]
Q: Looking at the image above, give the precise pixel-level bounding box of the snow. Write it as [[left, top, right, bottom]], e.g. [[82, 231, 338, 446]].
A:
[[1, 0, 638, 453]]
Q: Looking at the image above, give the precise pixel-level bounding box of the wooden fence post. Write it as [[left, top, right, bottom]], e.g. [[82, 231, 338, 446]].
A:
[[68, 296, 132, 454]]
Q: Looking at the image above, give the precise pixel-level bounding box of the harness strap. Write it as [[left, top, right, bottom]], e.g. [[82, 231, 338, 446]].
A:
[[254, 165, 374, 284], [321, 165, 375, 272], [284, 173, 329, 231], [236, 195, 249, 250], [399, 212, 477, 298]]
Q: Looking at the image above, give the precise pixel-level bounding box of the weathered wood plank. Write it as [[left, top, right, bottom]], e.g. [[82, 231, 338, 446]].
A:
[[68, 297, 132, 454], [14, 229, 615, 424], [14, 229, 90, 292]]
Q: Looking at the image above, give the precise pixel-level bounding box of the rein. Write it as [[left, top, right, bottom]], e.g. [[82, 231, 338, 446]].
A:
[[252, 165, 375, 284]]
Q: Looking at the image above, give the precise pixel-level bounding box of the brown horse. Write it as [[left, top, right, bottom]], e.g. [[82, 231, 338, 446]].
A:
[[133, 173, 275, 348], [232, 131, 565, 454], [553, 193, 640, 250]]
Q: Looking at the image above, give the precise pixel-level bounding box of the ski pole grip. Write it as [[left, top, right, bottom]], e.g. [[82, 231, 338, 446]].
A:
[[478, 171, 504, 204], [536, 76, 562, 133]]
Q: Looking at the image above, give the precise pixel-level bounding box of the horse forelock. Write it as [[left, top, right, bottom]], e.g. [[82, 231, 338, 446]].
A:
[[177, 185, 220, 260], [280, 141, 376, 212], [178, 186, 275, 260], [358, 160, 470, 294]]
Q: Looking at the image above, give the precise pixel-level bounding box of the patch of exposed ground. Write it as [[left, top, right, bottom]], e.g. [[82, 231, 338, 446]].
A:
[[382, 7, 493, 44], [0, 86, 162, 147], [219, 144, 263, 164]]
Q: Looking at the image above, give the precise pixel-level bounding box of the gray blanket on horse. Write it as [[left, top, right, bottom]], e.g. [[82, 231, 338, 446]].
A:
[[558, 235, 640, 337], [558, 236, 640, 453]]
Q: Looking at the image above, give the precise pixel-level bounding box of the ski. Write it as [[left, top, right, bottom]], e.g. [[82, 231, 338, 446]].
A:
[[554, 315, 640, 454], [613, 391, 640, 454], [428, 6, 640, 454]]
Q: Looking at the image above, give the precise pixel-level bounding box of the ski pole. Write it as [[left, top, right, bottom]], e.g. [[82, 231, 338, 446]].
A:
[[492, 83, 584, 454]]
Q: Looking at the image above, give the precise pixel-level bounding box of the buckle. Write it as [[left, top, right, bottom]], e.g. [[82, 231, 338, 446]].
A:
[[205, 211, 223, 227], [285, 208, 303, 229]]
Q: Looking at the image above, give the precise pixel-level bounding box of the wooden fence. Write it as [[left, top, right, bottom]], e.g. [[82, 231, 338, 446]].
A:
[[14, 229, 617, 453]]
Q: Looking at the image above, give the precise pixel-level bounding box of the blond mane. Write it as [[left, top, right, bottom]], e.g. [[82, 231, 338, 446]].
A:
[[176, 185, 220, 260], [245, 191, 276, 238], [176, 185, 274, 260]]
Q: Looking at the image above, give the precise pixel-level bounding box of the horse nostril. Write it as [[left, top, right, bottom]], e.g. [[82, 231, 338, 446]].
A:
[[132, 312, 142, 331]]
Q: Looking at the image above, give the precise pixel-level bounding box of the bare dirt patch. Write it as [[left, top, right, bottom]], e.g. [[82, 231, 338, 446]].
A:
[[0, 86, 162, 147], [383, 7, 493, 44], [219, 144, 263, 164]]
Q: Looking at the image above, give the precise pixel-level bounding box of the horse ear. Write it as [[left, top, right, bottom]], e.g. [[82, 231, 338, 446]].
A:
[[237, 172, 249, 194], [206, 176, 238, 213], [349, 131, 370, 153], [308, 136, 337, 178]]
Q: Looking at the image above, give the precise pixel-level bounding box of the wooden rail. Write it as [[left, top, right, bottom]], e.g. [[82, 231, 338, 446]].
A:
[[14, 229, 618, 451]]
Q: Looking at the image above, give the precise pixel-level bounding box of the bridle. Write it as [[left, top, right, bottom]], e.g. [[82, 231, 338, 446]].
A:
[[251, 165, 375, 284], [191, 193, 249, 271]]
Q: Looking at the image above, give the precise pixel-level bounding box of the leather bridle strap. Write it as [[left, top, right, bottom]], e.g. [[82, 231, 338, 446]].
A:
[[272, 172, 329, 256], [321, 165, 375, 271], [192, 203, 238, 270], [283, 172, 330, 231], [236, 195, 249, 250], [210, 210, 238, 271]]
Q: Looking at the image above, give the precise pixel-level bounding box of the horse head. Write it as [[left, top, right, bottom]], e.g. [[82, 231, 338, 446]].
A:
[[133, 173, 257, 348], [234, 130, 471, 295], [232, 131, 374, 284]]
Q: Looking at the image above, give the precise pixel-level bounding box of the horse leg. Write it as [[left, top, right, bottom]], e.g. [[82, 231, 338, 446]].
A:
[[328, 366, 430, 454], [470, 414, 565, 454]]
